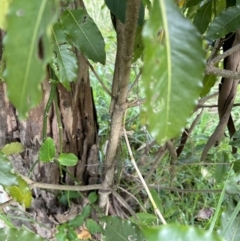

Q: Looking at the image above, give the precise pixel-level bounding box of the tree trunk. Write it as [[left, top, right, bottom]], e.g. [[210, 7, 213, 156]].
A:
[[0, 31, 99, 239]]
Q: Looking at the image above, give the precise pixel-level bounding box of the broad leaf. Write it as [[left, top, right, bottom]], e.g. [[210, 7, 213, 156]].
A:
[[51, 22, 78, 90], [206, 5, 240, 40], [200, 74, 217, 97], [193, 1, 212, 34], [1, 142, 24, 155], [39, 137, 56, 162], [4, 0, 59, 118], [86, 219, 102, 234], [142, 0, 204, 143], [58, 153, 78, 166], [101, 216, 145, 241], [0, 152, 18, 186], [61, 9, 106, 64], [186, 0, 202, 7], [105, 0, 145, 26], [0, 227, 47, 241], [7, 176, 32, 208], [0, 0, 12, 30], [141, 224, 223, 241]]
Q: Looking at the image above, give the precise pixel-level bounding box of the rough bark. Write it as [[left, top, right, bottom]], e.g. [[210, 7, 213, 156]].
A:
[[0, 30, 98, 239]]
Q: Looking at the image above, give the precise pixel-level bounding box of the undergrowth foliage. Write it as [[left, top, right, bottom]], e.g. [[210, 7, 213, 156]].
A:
[[0, 0, 240, 240]]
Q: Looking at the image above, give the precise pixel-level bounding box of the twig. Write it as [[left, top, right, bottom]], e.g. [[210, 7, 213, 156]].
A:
[[112, 190, 136, 217], [118, 186, 147, 212], [18, 173, 103, 191], [123, 127, 167, 224], [206, 43, 240, 79], [87, 60, 112, 97], [128, 70, 142, 94]]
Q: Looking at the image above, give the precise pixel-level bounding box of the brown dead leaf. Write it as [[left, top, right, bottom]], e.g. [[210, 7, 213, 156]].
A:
[[77, 227, 92, 240]]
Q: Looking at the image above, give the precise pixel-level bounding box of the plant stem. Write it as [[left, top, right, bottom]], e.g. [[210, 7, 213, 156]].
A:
[[42, 83, 56, 142], [54, 92, 63, 153]]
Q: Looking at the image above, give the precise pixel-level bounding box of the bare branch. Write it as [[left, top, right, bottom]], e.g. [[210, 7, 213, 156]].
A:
[[87, 60, 112, 96]]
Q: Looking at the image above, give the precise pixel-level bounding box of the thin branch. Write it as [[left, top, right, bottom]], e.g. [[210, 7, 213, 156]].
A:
[[210, 43, 240, 65], [206, 43, 240, 79], [206, 65, 240, 79], [207, 39, 222, 63], [123, 127, 167, 224], [87, 60, 112, 96], [128, 70, 142, 94], [19, 173, 103, 191]]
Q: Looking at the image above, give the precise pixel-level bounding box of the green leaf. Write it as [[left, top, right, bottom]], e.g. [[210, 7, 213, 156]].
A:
[[200, 74, 217, 97], [101, 216, 145, 241], [186, 0, 202, 7], [0, 227, 47, 241], [130, 212, 158, 225], [193, 1, 212, 34], [141, 224, 223, 241], [86, 219, 102, 234], [88, 192, 98, 204], [1, 142, 24, 155], [105, 0, 145, 26], [68, 215, 85, 228], [0, 152, 18, 186], [39, 137, 56, 162], [82, 205, 91, 219], [0, 0, 12, 30], [150, 189, 164, 213], [142, 0, 204, 143], [51, 22, 78, 90], [61, 9, 106, 64], [58, 153, 78, 166], [7, 176, 32, 208], [4, 0, 59, 118], [214, 152, 229, 183], [206, 5, 240, 40], [218, 207, 240, 241]]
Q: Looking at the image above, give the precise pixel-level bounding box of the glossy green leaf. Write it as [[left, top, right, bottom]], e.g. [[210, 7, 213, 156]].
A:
[[61, 9, 106, 64], [4, 0, 59, 118], [142, 0, 204, 143], [200, 74, 217, 97], [0, 152, 18, 186], [1, 142, 24, 155], [0, 0, 12, 30], [105, 0, 145, 26], [206, 5, 240, 40], [193, 1, 212, 34], [7, 176, 32, 208], [141, 224, 223, 241], [39, 137, 56, 162], [58, 153, 78, 166], [51, 22, 78, 90], [0, 227, 47, 241], [86, 219, 102, 234], [101, 216, 145, 241]]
